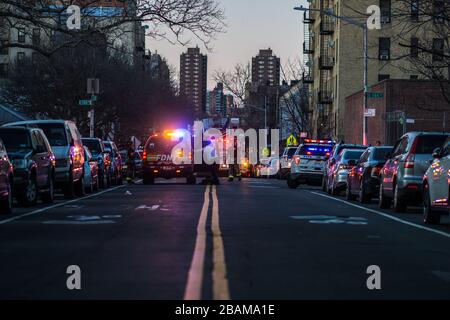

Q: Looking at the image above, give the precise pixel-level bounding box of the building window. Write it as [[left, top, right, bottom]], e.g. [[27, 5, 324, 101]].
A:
[[380, 0, 391, 23], [433, 0, 444, 24], [411, 37, 419, 58], [0, 40, 8, 55], [378, 74, 390, 81], [32, 28, 40, 46], [432, 38, 444, 61], [17, 52, 25, 63], [17, 28, 25, 43], [411, 0, 419, 21], [0, 63, 8, 77], [379, 37, 391, 60]]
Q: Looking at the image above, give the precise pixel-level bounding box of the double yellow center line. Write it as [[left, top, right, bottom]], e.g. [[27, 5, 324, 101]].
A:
[[184, 185, 230, 300]]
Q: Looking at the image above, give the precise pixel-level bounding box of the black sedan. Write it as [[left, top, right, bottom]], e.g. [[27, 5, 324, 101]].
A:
[[346, 146, 393, 203]]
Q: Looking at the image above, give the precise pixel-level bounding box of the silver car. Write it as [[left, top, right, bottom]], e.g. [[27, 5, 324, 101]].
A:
[[327, 148, 365, 195], [423, 136, 450, 224], [379, 132, 450, 212]]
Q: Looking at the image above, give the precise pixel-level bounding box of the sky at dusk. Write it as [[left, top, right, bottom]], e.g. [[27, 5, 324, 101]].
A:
[[146, 0, 308, 89]]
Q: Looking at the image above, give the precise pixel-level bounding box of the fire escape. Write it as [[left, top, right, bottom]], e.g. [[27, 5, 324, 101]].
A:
[[318, 0, 335, 137], [302, 11, 315, 84]]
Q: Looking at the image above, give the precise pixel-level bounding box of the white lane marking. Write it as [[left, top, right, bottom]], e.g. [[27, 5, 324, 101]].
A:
[[0, 185, 125, 225], [211, 185, 230, 300], [184, 184, 210, 300], [310, 191, 450, 239], [43, 220, 116, 225], [125, 191, 132, 195], [135, 205, 160, 211]]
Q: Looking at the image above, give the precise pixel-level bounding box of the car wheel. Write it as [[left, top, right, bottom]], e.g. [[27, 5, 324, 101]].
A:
[[64, 172, 75, 199], [378, 181, 391, 209], [186, 175, 196, 185], [393, 183, 407, 213], [359, 180, 371, 204], [41, 176, 54, 204], [143, 174, 154, 185], [322, 175, 327, 192], [75, 175, 85, 197], [18, 178, 37, 207], [287, 174, 298, 189], [423, 183, 441, 225], [0, 181, 13, 214], [93, 175, 99, 191], [346, 181, 356, 201]]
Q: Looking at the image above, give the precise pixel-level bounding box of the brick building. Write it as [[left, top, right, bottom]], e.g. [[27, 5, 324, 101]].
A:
[[345, 79, 450, 146]]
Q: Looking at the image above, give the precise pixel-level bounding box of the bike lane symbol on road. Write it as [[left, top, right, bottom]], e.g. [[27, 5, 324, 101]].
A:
[[291, 215, 368, 225]]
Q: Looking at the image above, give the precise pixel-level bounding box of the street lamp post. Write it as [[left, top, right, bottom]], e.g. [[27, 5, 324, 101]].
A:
[[294, 5, 369, 145]]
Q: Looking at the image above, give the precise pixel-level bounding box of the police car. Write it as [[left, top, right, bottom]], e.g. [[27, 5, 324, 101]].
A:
[[287, 139, 334, 189]]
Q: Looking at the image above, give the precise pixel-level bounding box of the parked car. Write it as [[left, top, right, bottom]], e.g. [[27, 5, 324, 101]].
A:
[[82, 138, 111, 188], [326, 148, 365, 195], [346, 146, 393, 203], [119, 149, 143, 178], [83, 146, 99, 193], [4, 120, 85, 199], [322, 143, 366, 192], [0, 127, 55, 206], [279, 147, 298, 179], [0, 138, 14, 214], [379, 132, 450, 212], [422, 137, 450, 224], [103, 141, 123, 185], [259, 158, 280, 178], [288, 139, 334, 188]]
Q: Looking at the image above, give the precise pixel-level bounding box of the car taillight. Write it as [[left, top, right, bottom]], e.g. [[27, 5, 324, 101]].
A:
[[143, 151, 147, 161], [293, 155, 300, 165], [405, 138, 418, 169], [371, 166, 382, 177]]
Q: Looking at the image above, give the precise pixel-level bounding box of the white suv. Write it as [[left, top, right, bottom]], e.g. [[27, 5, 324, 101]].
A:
[[423, 136, 450, 224]]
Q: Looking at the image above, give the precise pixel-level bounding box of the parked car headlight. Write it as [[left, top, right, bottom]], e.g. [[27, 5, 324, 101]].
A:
[[12, 159, 27, 168]]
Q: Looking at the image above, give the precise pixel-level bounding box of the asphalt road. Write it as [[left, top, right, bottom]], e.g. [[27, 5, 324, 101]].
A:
[[1, 178, 450, 299]]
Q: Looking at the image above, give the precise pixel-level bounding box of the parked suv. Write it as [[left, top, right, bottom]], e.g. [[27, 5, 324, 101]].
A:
[[422, 137, 450, 224], [103, 141, 123, 185], [0, 127, 55, 206], [379, 132, 449, 212], [279, 147, 297, 179], [322, 143, 366, 192], [0, 138, 14, 214], [4, 120, 85, 199], [288, 139, 334, 188], [326, 148, 365, 195], [82, 138, 111, 188], [346, 146, 393, 203]]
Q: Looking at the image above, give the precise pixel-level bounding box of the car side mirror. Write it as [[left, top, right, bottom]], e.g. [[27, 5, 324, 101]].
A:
[[433, 147, 443, 159]]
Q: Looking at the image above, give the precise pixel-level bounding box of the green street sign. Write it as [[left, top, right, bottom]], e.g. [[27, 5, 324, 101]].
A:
[[91, 95, 97, 102], [367, 92, 384, 99], [79, 99, 92, 106]]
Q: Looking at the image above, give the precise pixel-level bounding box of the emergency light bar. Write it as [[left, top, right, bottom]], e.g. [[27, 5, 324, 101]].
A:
[[304, 139, 334, 144]]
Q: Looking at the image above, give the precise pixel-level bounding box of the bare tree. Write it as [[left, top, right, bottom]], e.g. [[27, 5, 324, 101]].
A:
[[0, 0, 226, 56], [213, 62, 251, 105]]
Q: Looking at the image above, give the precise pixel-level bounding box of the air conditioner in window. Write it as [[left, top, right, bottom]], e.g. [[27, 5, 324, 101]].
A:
[[380, 54, 390, 60], [381, 16, 391, 23]]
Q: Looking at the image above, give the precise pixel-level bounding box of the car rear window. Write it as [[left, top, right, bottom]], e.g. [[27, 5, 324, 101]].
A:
[[285, 148, 297, 158], [415, 135, 448, 154], [146, 137, 182, 154], [36, 123, 67, 147], [343, 150, 365, 160], [299, 144, 332, 157], [82, 139, 103, 155], [373, 147, 392, 160], [0, 130, 32, 151]]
